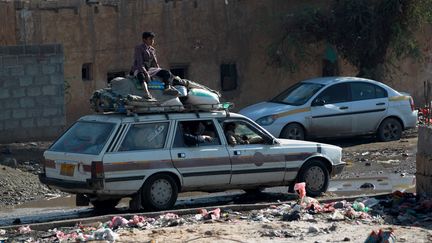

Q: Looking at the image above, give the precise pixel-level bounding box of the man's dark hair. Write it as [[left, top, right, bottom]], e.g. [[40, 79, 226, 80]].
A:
[[142, 31, 156, 39]]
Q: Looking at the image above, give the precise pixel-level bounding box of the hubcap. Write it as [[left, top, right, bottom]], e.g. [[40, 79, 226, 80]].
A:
[[304, 166, 325, 191], [383, 122, 399, 140], [288, 127, 302, 140], [150, 179, 172, 206]]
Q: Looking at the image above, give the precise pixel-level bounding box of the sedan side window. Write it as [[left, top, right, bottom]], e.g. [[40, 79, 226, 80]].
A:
[[351, 82, 387, 101], [314, 83, 350, 105], [119, 122, 169, 151]]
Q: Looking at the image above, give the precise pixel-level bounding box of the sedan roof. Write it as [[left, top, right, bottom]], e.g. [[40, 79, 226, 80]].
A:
[[302, 76, 376, 85]]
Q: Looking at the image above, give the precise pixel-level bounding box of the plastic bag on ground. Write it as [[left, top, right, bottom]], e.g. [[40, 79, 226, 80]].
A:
[[294, 182, 306, 200]]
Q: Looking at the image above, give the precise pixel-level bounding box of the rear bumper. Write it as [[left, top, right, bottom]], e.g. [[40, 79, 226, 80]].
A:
[[39, 173, 104, 191], [331, 162, 345, 177]]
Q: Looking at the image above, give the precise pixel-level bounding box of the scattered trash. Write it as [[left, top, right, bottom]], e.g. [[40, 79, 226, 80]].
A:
[[198, 208, 221, 220], [18, 225, 31, 234], [364, 229, 395, 243], [294, 182, 306, 200], [3, 191, 429, 242]]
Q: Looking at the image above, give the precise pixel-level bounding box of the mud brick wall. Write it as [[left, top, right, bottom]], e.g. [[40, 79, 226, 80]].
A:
[[416, 126, 432, 197], [0, 44, 65, 143]]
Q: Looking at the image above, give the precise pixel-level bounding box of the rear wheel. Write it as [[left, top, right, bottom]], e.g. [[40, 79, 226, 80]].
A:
[[142, 174, 178, 211], [297, 160, 329, 197], [280, 123, 305, 140], [91, 198, 121, 210], [377, 118, 402, 142]]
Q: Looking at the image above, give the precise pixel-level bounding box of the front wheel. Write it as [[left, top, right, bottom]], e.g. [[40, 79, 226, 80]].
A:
[[377, 118, 402, 142], [280, 123, 305, 140], [142, 174, 178, 211], [297, 160, 329, 197]]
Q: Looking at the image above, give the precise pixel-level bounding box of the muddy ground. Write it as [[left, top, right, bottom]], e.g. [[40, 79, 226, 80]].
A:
[[0, 129, 418, 208]]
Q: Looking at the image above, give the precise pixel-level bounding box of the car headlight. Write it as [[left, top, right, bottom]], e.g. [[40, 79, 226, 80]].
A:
[[256, 115, 277, 126]]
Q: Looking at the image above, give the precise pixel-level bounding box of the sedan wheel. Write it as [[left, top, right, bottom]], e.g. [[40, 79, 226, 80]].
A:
[[281, 123, 305, 140], [377, 118, 402, 142], [298, 160, 329, 196], [142, 174, 178, 211]]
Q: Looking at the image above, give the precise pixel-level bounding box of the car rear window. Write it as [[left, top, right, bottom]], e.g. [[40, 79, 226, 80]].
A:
[[119, 122, 169, 151], [49, 121, 115, 155]]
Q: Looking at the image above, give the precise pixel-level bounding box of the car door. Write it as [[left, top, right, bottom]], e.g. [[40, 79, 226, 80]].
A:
[[220, 119, 286, 185], [309, 83, 353, 137], [102, 121, 173, 193], [170, 119, 231, 190], [348, 82, 389, 134]]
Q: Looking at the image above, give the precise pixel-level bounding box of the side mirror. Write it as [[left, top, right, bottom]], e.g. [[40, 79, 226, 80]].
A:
[[312, 98, 325, 106]]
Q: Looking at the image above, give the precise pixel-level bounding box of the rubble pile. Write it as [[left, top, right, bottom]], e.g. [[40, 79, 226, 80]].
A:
[[2, 190, 431, 242]]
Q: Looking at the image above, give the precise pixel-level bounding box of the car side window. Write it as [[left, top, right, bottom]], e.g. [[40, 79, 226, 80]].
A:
[[222, 120, 267, 146], [351, 82, 387, 101], [119, 122, 169, 151], [315, 83, 350, 104], [173, 120, 221, 148]]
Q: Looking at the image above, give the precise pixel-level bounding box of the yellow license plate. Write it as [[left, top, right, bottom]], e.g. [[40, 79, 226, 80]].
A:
[[60, 164, 75, 176]]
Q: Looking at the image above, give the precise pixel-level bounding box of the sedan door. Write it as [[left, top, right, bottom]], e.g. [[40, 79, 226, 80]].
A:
[[220, 119, 286, 185], [309, 83, 353, 138], [348, 82, 389, 134], [170, 119, 231, 190]]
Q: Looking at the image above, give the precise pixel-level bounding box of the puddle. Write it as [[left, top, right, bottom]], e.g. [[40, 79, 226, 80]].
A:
[[328, 173, 415, 196]]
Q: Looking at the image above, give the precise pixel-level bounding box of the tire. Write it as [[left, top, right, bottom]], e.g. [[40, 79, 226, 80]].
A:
[[91, 198, 121, 210], [297, 160, 329, 197], [142, 174, 178, 211], [377, 118, 402, 142], [280, 123, 305, 140]]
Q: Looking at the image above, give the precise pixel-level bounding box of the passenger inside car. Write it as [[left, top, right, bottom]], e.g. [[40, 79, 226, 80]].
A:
[[223, 122, 249, 146]]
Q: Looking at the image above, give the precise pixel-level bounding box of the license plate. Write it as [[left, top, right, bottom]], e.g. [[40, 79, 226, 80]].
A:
[[60, 164, 75, 176]]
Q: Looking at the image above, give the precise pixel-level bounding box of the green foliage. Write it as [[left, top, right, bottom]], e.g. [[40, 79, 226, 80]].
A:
[[269, 0, 432, 79]]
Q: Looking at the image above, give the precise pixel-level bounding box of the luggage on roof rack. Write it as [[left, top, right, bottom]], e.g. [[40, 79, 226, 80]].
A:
[[90, 76, 232, 115]]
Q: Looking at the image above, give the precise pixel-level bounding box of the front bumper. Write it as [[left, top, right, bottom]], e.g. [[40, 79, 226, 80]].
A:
[[331, 162, 345, 177], [38, 173, 104, 190]]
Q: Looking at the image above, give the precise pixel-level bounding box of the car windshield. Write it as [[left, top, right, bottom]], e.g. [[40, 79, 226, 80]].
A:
[[271, 82, 324, 105], [49, 121, 115, 155]]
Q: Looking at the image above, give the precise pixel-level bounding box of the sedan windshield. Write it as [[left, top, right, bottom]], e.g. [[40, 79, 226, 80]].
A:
[[49, 121, 115, 155], [271, 82, 324, 105]]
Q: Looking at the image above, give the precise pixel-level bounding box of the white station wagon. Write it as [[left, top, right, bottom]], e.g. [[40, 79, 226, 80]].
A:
[[39, 111, 345, 211], [240, 77, 418, 141]]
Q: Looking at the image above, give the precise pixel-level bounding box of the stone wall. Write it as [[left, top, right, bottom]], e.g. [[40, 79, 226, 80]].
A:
[[416, 126, 432, 197], [0, 44, 65, 143]]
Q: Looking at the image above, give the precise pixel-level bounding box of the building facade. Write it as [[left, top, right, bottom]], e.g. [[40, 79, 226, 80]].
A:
[[1, 0, 431, 140]]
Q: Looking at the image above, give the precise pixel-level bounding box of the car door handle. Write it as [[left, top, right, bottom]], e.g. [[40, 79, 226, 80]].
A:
[[376, 102, 386, 106], [177, 153, 186, 158], [234, 150, 241, 156], [339, 106, 348, 110]]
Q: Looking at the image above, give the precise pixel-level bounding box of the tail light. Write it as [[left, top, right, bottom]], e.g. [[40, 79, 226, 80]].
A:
[[91, 161, 104, 179], [409, 97, 415, 111]]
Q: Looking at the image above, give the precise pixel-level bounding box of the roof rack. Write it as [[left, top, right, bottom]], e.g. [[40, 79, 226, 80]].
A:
[[94, 102, 234, 116]]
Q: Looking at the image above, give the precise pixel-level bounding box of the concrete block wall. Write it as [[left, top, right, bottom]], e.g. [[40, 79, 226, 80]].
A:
[[0, 44, 65, 143], [416, 126, 432, 197]]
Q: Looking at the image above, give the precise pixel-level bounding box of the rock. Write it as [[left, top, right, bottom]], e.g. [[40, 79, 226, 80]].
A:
[[329, 223, 337, 231], [343, 237, 351, 241], [12, 218, 21, 224], [204, 230, 213, 236], [308, 226, 319, 233], [282, 211, 300, 221], [0, 157, 17, 168], [365, 162, 371, 166]]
